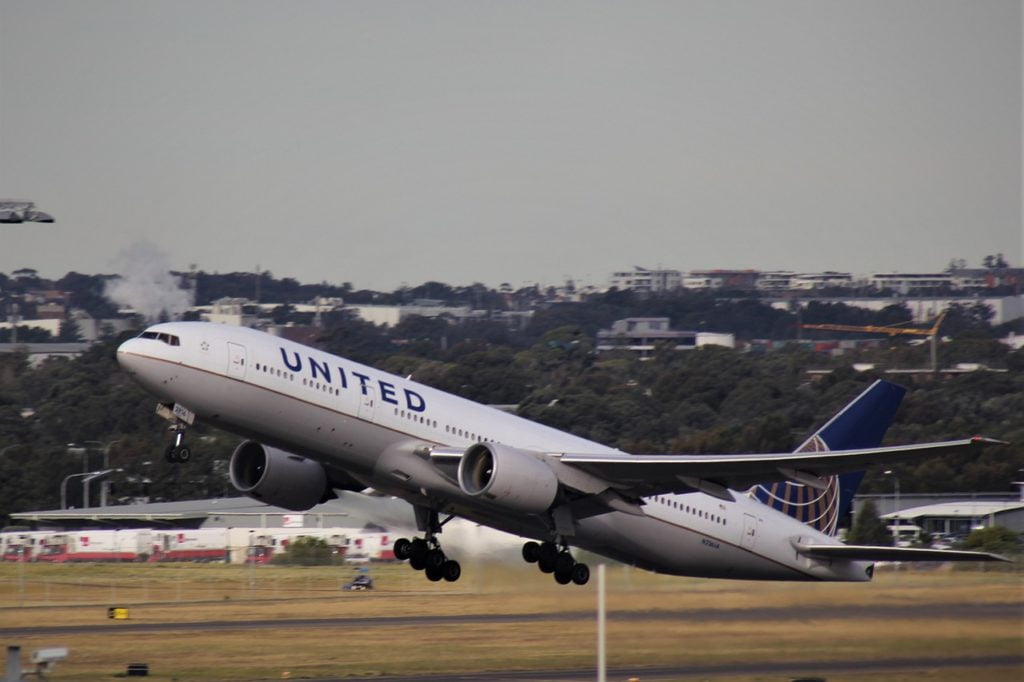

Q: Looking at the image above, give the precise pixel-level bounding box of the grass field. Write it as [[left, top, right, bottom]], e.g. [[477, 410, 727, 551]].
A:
[[0, 561, 1021, 681]]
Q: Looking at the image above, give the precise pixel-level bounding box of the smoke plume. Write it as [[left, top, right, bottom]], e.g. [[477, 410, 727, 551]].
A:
[[105, 242, 193, 322]]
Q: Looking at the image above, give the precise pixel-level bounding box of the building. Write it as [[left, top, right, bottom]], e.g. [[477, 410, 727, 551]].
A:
[[195, 298, 262, 327], [755, 272, 795, 291], [683, 270, 759, 290], [948, 267, 1024, 290], [769, 295, 1024, 325], [346, 302, 472, 327], [881, 500, 1024, 537], [609, 267, 682, 293], [789, 272, 854, 290], [0, 342, 91, 368], [869, 272, 954, 293], [596, 317, 734, 357]]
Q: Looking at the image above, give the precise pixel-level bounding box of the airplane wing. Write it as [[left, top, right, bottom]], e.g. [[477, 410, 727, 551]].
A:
[[558, 437, 999, 500], [791, 541, 1010, 563]]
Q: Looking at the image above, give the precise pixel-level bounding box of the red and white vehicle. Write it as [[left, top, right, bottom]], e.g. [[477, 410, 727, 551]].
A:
[[35, 530, 152, 563], [346, 532, 396, 563], [150, 529, 229, 562], [0, 527, 406, 564], [1, 532, 44, 562]]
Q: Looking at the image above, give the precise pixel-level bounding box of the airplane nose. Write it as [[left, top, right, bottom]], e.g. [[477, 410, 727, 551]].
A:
[[116, 338, 146, 373]]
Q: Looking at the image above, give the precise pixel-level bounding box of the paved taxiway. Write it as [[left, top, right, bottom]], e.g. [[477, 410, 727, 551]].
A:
[[318, 654, 1024, 681], [1, 601, 1018, 637]]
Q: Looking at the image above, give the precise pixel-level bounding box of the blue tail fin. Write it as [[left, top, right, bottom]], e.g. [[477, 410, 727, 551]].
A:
[[750, 380, 906, 536]]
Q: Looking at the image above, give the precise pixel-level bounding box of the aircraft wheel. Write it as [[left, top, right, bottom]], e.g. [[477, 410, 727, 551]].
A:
[[164, 445, 179, 463], [555, 553, 575, 575], [176, 446, 191, 463], [425, 564, 443, 582], [425, 548, 446, 570], [409, 538, 428, 561], [554, 568, 573, 585], [571, 562, 590, 586], [441, 559, 461, 582], [538, 556, 556, 574], [393, 538, 411, 561], [409, 553, 427, 571], [538, 542, 558, 564], [522, 541, 541, 563]]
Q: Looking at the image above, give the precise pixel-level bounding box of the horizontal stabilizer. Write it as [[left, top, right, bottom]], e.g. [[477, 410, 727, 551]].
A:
[[792, 541, 1010, 563]]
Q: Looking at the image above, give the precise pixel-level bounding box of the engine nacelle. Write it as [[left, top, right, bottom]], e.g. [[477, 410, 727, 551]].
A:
[[457, 442, 559, 514], [230, 441, 328, 511]]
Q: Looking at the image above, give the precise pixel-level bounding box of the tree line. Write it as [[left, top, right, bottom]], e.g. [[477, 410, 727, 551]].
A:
[[1, 320, 1023, 527]]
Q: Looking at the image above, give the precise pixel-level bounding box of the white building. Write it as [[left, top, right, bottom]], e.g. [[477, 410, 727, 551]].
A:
[[596, 318, 735, 357], [771, 295, 1024, 325], [870, 273, 954, 292], [198, 298, 261, 327], [882, 501, 1024, 537], [346, 303, 472, 327], [756, 272, 795, 291], [609, 267, 682, 293], [790, 272, 855, 290]]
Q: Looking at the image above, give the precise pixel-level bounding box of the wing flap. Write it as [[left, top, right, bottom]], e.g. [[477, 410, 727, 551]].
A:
[[793, 542, 1010, 563]]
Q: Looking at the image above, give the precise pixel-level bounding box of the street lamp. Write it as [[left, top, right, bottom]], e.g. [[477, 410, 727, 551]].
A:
[[884, 469, 901, 546], [68, 440, 123, 506], [60, 468, 122, 509]]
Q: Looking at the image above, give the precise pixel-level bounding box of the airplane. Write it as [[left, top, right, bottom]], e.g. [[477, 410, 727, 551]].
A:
[[116, 321, 1008, 586]]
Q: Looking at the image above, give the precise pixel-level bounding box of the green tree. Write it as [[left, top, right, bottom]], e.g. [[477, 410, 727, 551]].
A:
[[271, 536, 338, 565], [58, 317, 84, 342], [959, 526, 1021, 556], [846, 500, 892, 546]]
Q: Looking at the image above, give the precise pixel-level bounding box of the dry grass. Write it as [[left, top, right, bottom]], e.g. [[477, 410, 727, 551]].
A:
[[0, 562, 1020, 680]]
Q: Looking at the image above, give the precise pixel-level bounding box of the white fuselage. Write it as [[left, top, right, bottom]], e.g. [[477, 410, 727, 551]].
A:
[[117, 322, 871, 582]]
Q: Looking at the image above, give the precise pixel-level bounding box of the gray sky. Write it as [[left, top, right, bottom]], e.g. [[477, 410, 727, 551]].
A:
[[1, 1, 1021, 290]]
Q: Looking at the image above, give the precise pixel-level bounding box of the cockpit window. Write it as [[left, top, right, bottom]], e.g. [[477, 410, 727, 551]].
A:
[[139, 331, 180, 346]]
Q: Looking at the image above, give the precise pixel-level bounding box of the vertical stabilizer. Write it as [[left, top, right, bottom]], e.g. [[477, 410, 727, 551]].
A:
[[750, 380, 906, 536]]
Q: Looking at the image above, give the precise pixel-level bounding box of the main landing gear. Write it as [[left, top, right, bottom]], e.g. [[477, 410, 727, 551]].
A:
[[164, 424, 191, 463], [393, 510, 461, 583], [393, 536, 461, 583], [522, 540, 590, 586]]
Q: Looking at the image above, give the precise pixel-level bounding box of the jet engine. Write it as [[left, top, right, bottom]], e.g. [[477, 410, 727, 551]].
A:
[[230, 441, 328, 511], [457, 442, 558, 514]]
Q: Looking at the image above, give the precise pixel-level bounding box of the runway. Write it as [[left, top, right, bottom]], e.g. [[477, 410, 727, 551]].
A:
[[1, 600, 1019, 637], [312, 655, 1024, 681]]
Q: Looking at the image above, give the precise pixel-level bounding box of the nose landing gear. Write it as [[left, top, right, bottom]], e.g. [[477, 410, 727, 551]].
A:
[[522, 541, 589, 586], [164, 424, 191, 463]]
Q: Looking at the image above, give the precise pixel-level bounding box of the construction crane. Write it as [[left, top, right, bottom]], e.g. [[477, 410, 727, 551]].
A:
[[801, 310, 946, 373]]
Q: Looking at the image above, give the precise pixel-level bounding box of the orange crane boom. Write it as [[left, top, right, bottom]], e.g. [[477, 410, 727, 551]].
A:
[[800, 311, 946, 373], [801, 311, 945, 338]]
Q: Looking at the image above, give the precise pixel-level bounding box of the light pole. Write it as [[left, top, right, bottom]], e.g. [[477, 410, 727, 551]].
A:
[[68, 440, 122, 506], [61, 472, 93, 509], [61, 469, 121, 509]]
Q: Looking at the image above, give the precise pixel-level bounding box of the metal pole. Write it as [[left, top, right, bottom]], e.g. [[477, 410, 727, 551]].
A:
[[597, 563, 606, 682], [930, 333, 937, 374], [6, 645, 20, 682], [83, 477, 91, 509], [894, 476, 901, 545], [100, 445, 110, 508]]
